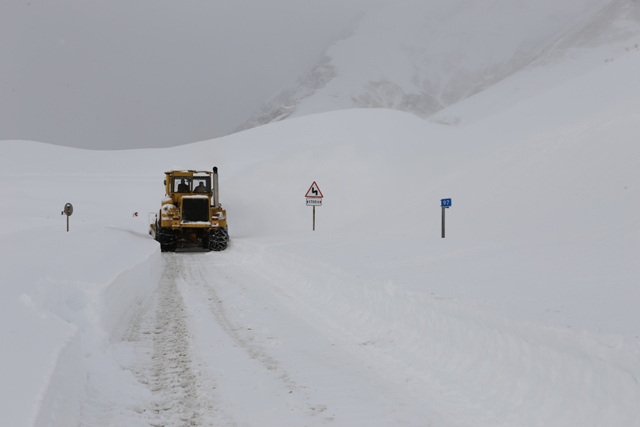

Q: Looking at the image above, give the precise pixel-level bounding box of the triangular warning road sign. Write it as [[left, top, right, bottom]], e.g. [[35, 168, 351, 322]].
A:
[[305, 181, 323, 198]]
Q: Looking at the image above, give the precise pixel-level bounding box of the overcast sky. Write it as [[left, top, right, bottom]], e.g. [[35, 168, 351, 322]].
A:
[[1, 0, 367, 149]]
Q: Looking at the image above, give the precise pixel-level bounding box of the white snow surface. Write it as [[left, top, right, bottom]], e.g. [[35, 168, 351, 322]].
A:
[[2, 22, 640, 427]]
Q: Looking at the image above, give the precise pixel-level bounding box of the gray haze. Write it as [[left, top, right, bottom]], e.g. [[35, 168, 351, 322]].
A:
[[0, 0, 366, 149]]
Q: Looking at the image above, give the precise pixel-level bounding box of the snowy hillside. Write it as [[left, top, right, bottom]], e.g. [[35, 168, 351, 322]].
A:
[[240, 0, 640, 130], [1, 26, 640, 425]]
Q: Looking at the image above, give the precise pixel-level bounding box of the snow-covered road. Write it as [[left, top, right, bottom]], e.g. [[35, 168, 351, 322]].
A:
[[75, 238, 640, 427], [79, 244, 452, 426]]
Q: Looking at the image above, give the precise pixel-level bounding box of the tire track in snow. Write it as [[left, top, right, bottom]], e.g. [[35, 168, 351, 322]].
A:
[[179, 254, 344, 423], [121, 254, 216, 427], [187, 258, 301, 394], [146, 257, 202, 427], [174, 249, 443, 426]]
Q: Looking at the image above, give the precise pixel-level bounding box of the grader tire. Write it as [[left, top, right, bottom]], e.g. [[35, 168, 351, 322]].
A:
[[157, 225, 177, 252], [208, 227, 229, 251]]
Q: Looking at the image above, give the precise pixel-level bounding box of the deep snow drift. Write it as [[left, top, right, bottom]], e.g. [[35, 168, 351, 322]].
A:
[[2, 15, 640, 427]]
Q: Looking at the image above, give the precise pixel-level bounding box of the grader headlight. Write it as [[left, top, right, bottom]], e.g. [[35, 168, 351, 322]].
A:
[[161, 204, 179, 220]]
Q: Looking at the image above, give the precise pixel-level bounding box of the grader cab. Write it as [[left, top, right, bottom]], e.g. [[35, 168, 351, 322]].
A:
[[149, 167, 229, 252]]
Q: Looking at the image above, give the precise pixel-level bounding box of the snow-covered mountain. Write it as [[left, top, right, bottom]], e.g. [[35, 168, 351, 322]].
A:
[[239, 0, 640, 130]]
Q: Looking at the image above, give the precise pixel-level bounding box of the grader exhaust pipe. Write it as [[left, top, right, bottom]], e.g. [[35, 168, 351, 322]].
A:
[[213, 166, 220, 208]]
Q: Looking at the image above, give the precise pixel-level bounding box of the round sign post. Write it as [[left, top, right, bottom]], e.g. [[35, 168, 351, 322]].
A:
[[62, 203, 73, 232]]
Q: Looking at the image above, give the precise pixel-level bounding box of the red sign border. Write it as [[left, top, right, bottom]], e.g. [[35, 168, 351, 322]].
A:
[[305, 181, 324, 198]]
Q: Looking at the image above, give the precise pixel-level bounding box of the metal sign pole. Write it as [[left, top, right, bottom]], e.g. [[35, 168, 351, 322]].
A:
[[440, 198, 451, 238], [62, 202, 73, 232], [313, 205, 316, 231]]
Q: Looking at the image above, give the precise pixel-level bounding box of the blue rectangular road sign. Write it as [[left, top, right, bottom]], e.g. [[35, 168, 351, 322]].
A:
[[441, 198, 452, 207]]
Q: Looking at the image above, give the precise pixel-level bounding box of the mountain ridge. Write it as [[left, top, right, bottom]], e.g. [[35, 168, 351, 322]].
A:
[[238, 0, 639, 132]]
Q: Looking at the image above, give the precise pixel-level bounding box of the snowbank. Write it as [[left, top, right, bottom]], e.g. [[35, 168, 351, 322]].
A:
[[0, 223, 160, 426]]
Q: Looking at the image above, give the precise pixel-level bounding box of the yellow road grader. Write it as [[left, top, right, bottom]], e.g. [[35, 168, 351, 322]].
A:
[[149, 167, 229, 252]]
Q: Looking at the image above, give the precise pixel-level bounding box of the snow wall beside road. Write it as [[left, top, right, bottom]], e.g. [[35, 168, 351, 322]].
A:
[[0, 226, 162, 427], [35, 232, 161, 427]]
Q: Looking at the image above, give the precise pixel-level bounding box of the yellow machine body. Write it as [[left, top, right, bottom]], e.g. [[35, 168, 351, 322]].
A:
[[150, 168, 229, 251]]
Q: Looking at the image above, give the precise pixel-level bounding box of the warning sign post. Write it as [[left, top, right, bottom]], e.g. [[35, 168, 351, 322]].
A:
[[305, 181, 323, 231]]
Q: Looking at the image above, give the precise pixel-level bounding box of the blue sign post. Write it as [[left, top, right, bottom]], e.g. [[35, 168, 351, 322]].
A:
[[441, 199, 451, 238]]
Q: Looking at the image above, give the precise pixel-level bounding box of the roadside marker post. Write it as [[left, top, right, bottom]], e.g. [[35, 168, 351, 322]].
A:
[[441, 198, 451, 238], [305, 182, 323, 231], [61, 202, 73, 232]]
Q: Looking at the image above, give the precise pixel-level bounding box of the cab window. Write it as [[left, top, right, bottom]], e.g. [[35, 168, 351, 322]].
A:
[[173, 177, 191, 193], [192, 176, 211, 193]]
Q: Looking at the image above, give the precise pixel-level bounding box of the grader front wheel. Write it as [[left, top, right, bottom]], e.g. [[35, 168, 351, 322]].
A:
[[156, 225, 177, 252], [208, 227, 229, 251]]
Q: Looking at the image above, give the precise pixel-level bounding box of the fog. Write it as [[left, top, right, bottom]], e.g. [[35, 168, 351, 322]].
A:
[[1, 0, 609, 150], [1, 0, 368, 149]]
